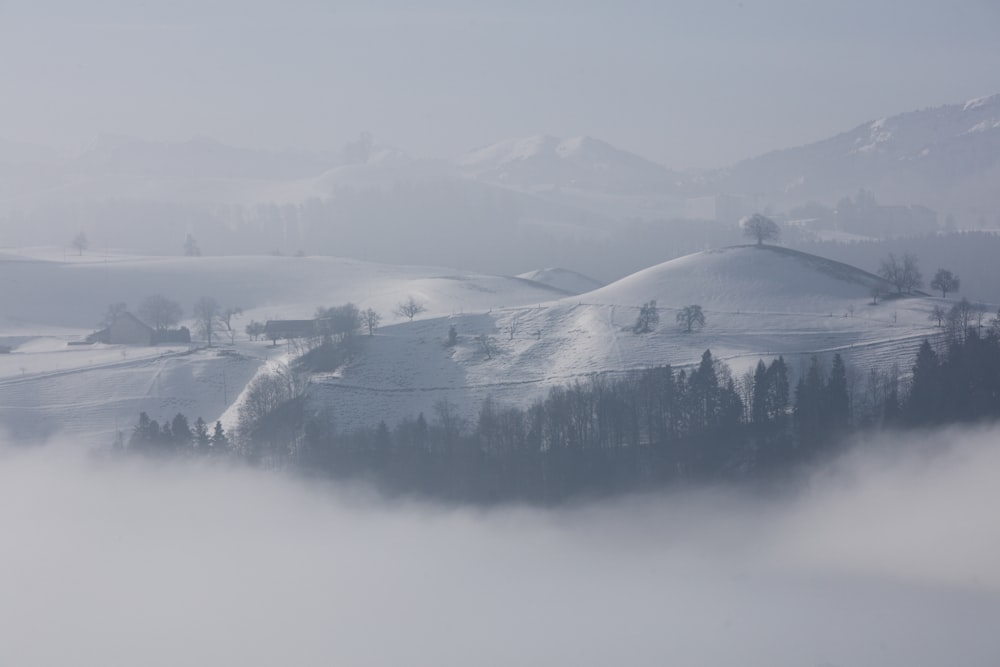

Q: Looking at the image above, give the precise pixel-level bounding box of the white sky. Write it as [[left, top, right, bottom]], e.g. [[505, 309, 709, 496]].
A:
[[1, 0, 998, 168]]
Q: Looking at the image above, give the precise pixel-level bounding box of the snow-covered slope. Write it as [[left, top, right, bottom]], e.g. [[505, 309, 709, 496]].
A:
[[517, 268, 604, 295], [0, 250, 565, 443], [458, 135, 678, 194], [0, 249, 565, 330], [700, 93, 1000, 215], [588, 245, 893, 313], [0, 245, 955, 442], [313, 245, 947, 431]]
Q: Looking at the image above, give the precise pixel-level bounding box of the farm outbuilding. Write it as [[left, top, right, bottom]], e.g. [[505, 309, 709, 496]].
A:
[[87, 312, 155, 345]]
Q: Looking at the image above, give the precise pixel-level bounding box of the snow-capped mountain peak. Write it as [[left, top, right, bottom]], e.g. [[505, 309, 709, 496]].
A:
[[457, 135, 676, 194]]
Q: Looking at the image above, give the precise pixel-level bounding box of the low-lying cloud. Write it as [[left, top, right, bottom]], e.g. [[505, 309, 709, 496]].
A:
[[1, 426, 999, 666]]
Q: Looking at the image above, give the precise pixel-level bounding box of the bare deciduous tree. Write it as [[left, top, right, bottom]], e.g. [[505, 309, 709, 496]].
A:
[[676, 304, 706, 333], [138, 294, 183, 331], [506, 314, 521, 341], [218, 307, 244, 344], [929, 305, 947, 327], [946, 298, 974, 341], [236, 364, 307, 456], [245, 320, 265, 341], [71, 231, 88, 256], [878, 253, 922, 294], [363, 307, 381, 336], [740, 213, 780, 245], [316, 303, 361, 343], [476, 334, 498, 360], [395, 296, 426, 321], [930, 268, 959, 298], [633, 300, 659, 333], [193, 297, 220, 346]]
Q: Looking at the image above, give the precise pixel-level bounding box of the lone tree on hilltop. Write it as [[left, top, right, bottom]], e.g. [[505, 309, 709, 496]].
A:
[[740, 213, 780, 246], [395, 296, 426, 321], [71, 231, 88, 255], [676, 304, 706, 333], [138, 294, 183, 331], [633, 300, 660, 333], [930, 268, 960, 298], [878, 253, 923, 294]]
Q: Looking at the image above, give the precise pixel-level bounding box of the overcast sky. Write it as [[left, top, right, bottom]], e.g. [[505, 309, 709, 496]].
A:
[[2, 0, 998, 167]]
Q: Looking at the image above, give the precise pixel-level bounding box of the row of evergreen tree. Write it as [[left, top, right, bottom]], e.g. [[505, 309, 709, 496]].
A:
[[123, 412, 229, 454], [121, 327, 1000, 503]]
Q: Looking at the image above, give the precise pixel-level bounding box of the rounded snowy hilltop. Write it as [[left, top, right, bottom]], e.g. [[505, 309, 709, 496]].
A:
[[315, 245, 941, 432]]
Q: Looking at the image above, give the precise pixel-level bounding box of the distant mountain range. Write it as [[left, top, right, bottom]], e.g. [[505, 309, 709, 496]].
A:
[[700, 93, 1000, 219], [1, 93, 998, 222]]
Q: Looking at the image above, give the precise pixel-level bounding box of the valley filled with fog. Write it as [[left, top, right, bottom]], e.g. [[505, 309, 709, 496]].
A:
[[2, 425, 999, 667]]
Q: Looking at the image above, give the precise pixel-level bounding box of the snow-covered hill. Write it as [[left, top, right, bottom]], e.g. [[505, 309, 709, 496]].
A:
[[458, 135, 678, 194], [2, 244, 956, 442], [2, 243, 968, 445], [0, 249, 565, 443], [517, 268, 604, 295], [313, 245, 947, 432], [588, 245, 893, 314]]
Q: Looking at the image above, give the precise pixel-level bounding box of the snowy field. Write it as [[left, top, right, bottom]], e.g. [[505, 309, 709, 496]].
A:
[[316, 246, 950, 431], [0, 247, 564, 443], [1, 244, 958, 441]]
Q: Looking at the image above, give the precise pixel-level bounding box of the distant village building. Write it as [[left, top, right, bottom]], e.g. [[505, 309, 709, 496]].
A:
[[86, 312, 190, 346]]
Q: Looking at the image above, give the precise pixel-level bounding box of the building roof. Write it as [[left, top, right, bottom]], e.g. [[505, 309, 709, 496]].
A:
[[114, 311, 155, 333]]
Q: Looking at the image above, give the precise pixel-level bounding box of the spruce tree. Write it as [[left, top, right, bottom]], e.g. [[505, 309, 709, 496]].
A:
[[826, 353, 850, 433], [193, 417, 211, 451], [211, 421, 229, 453], [906, 340, 940, 424]]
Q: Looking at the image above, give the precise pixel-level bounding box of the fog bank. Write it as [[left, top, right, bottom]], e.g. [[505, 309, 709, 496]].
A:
[[1, 426, 999, 666]]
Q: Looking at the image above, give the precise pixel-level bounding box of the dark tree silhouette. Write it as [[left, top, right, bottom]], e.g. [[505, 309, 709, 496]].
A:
[[395, 296, 426, 321], [740, 213, 780, 245], [193, 296, 220, 346], [138, 294, 183, 331], [878, 253, 922, 294], [676, 305, 705, 333], [71, 231, 88, 255], [930, 269, 960, 298], [633, 300, 660, 333], [363, 308, 381, 336]]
